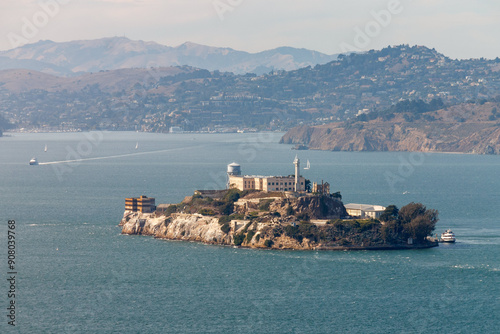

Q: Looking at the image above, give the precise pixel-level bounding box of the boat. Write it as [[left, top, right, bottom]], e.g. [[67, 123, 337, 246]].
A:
[[44, 144, 47, 152], [135, 142, 139, 150], [29, 157, 39, 165], [440, 229, 456, 243], [304, 159, 310, 170]]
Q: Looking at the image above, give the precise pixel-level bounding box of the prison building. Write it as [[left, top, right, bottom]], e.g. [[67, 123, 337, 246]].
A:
[[125, 195, 156, 213]]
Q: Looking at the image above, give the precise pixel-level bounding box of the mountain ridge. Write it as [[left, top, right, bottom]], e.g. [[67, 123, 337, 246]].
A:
[[0, 37, 338, 76]]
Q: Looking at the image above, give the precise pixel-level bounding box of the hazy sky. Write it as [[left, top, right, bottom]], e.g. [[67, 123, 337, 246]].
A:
[[1, 0, 499, 59]]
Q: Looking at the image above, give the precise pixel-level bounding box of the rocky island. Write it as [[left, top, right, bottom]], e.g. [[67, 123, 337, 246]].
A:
[[120, 160, 439, 250]]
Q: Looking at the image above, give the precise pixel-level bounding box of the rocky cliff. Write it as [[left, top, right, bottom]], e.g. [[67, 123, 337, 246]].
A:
[[281, 102, 500, 154], [120, 211, 315, 250], [119, 191, 438, 250], [120, 194, 348, 250]]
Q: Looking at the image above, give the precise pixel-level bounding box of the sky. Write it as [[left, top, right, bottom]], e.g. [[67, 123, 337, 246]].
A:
[[1, 0, 499, 59]]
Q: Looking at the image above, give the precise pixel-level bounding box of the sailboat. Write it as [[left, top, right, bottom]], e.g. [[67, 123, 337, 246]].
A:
[[44, 144, 47, 152], [304, 159, 310, 170], [135, 142, 139, 150]]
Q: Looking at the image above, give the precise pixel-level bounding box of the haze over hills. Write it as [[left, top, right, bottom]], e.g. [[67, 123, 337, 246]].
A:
[[0, 44, 499, 155], [0, 37, 338, 76]]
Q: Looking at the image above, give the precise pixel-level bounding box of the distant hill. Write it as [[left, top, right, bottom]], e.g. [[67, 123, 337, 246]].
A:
[[280, 101, 500, 154], [1, 44, 499, 134], [0, 37, 338, 76]]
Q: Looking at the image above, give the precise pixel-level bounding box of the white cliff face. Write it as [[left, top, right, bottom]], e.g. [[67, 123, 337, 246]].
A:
[[120, 211, 313, 249], [121, 212, 231, 244]]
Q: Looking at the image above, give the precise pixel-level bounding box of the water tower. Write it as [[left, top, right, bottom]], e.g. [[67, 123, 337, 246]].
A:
[[227, 162, 241, 188]]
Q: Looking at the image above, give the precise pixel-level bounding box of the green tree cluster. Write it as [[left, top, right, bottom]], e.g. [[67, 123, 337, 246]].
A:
[[380, 202, 438, 244]]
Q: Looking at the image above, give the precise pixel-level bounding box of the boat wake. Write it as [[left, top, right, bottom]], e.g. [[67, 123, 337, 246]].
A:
[[38, 145, 205, 166]]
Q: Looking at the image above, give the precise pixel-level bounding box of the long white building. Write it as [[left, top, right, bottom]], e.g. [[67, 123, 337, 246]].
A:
[[345, 203, 386, 219], [227, 156, 305, 192]]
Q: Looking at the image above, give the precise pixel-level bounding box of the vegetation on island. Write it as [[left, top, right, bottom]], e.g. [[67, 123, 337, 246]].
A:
[[154, 188, 438, 249]]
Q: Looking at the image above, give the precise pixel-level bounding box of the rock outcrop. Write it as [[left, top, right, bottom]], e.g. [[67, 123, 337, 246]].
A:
[[280, 102, 500, 155], [120, 211, 315, 250], [120, 194, 348, 250]]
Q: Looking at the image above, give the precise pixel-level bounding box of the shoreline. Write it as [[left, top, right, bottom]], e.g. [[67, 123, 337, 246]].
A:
[[120, 210, 440, 252]]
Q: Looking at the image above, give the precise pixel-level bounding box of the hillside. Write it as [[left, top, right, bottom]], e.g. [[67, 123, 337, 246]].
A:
[[280, 102, 500, 154], [1, 44, 500, 132], [0, 37, 337, 76]]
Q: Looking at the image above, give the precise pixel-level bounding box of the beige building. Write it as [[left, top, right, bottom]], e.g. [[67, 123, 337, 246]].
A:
[[125, 195, 156, 213], [345, 203, 386, 219], [227, 156, 306, 192], [229, 175, 305, 192]]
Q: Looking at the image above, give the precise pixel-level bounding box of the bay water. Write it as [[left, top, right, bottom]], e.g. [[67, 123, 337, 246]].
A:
[[0, 132, 499, 333]]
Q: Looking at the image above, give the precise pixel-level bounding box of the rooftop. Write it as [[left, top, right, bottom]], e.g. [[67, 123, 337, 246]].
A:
[[345, 203, 386, 212]]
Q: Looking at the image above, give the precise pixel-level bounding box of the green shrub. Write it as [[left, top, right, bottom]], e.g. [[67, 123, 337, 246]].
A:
[[243, 222, 252, 233], [220, 202, 234, 216], [165, 205, 178, 215], [218, 215, 231, 224], [223, 189, 241, 203], [220, 223, 230, 234], [230, 213, 245, 220], [258, 199, 273, 211], [331, 191, 342, 199], [233, 233, 245, 246], [264, 239, 274, 248], [255, 234, 261, 242], [284, 225, 302, 242], [199, 208, 215, 216], [286, 206, 295, 216], [245, 230, 256, 243]]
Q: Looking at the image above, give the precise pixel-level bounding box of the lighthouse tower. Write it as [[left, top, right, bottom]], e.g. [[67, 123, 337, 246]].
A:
[[293, 155, 300, 192]]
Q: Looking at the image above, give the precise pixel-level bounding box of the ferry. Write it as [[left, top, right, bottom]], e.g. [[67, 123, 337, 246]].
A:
[[440, 229, 456, 243], [29, 157, 39, 165]]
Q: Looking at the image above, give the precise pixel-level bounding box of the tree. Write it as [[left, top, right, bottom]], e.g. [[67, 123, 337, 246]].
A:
[[399, 203, 438, 243], [379, 205, 399, 222], [398, 202, 427, 224]]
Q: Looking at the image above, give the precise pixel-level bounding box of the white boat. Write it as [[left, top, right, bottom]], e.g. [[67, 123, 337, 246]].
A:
[[440, 229, 456, 243], [29, 157, 38, 165], [44, 144, 47, 152], [304, 159, 310, 170], [135, 142, 139, 150]]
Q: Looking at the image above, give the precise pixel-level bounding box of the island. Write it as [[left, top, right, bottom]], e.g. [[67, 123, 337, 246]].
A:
[[120, 158, 439, 250]]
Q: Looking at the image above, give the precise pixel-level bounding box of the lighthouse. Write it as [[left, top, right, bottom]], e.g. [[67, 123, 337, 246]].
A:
[[293, 155, 300, 192]]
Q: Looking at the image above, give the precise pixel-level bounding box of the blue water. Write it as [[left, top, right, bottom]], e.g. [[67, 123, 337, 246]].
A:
[[0, 132, 499, 333]]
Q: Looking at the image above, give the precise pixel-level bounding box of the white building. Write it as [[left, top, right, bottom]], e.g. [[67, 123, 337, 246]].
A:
[[345, 203, 386, 219]]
